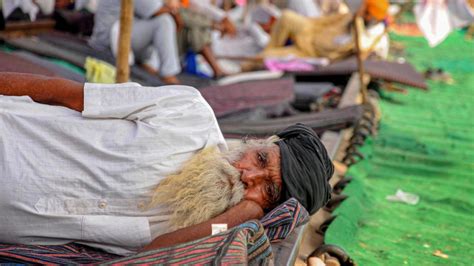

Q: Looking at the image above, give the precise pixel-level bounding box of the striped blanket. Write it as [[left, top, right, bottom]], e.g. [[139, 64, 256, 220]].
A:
[[0, 198, 308, 264]]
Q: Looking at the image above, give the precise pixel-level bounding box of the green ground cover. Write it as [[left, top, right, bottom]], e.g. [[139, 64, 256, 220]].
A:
[[324, 31, 474, 265]]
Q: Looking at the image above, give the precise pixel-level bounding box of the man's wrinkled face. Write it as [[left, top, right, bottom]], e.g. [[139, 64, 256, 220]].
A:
[[150, 141, 282, 230], [232, 145, 282, 210]]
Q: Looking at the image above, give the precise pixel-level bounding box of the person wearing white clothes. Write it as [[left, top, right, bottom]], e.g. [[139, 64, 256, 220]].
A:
[[0, 72, 273, 255], [174, 0, 237, 78], [89, 0, 181, 84], [211, 1, 280, 61], [0, 72, 226, 254], [0, 73, 335, 255]]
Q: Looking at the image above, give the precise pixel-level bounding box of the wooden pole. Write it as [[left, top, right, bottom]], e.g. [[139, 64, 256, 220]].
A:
[[354, 15, 368, 103], [116, 0, 134, 83]]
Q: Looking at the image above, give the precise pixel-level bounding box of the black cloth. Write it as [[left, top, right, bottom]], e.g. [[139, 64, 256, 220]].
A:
[[276, 123, 334, 214]]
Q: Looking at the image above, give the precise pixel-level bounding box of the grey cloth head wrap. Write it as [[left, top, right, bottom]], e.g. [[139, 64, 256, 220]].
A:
[[276, 123, 334, 214]]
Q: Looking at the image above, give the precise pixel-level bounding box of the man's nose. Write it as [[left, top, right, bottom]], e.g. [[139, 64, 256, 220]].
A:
[[240, 169, 265, 187]]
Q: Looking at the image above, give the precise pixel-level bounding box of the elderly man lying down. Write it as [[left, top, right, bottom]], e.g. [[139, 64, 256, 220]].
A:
[[0, 73, 333, 256]]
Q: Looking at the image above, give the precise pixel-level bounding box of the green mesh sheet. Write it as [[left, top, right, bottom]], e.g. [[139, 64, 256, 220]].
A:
[[324, 30, 474, 265]]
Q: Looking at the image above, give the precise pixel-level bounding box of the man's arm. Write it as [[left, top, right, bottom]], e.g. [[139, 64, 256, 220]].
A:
[[0, 72, 84, 112], [141, 200, 264, 251], [188, 0, 236, 36], [149, 1, 184, 31], [152, 5, 177, 17]]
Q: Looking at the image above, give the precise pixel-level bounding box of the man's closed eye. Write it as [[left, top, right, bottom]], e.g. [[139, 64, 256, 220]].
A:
[[257, 151, 268, 167]]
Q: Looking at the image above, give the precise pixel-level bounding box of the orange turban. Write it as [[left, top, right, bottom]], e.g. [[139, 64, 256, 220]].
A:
[[366, 0, 389, 21]]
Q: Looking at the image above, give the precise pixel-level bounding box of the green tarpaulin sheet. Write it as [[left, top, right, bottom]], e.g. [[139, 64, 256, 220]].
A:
[[325, 30, 474, 265]]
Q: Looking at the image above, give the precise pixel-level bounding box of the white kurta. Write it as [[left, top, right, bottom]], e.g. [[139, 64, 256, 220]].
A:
[[0, 83, 227, 255]]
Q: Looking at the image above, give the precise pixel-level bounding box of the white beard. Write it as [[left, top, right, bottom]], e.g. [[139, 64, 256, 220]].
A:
[[149, 147, 245, 230]]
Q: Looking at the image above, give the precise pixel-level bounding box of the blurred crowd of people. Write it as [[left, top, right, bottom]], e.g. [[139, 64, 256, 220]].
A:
[[2, 0, 471, 85], [0, 0, 393, 84]]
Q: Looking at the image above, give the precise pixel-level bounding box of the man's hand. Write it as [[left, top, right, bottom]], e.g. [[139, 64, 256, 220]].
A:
[[259, 16, 277, 33], [0, 72, 84, 112], [142, 200, 264, 251], [165, 0, 181, 13], [153, 1, 184, 31], [152, 1, 181, 17], [218, 17, 237, 37]]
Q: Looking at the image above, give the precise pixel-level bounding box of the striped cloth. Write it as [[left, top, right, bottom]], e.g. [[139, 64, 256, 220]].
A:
[[102, 221, 272, 265], [262, 197, 310, 242], [0, 243, 119, 264], [0, 198, 309, 264]]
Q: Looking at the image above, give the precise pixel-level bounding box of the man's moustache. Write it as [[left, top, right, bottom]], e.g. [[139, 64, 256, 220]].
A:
[[149, 147, 245, 230]]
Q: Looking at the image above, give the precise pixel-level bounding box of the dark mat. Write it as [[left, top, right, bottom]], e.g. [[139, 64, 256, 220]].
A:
[[178, 73, 215, 88], [294, 57, 428, 90], [217, 103, 297, 122], [294, 82, 334, 98], [37, 32, 115, 63], [5, 35, 157, 86], [53, 9, 94, 36], [199, 78, 295, 118], [4, 35, 155, 85], [36, 32, 164, 86], [0, 51, 56, 76], [13, 51, 85, 82], [4, 37, 86, 67], [293, 82, 336, 111], [219, 105, 364, 138]]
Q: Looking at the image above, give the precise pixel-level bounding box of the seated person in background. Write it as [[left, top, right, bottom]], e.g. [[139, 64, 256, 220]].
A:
[[263, 0, 389, 61], [89, 0, 182, 84], [356, 0, 389, 25], [211, 0, 281, 59], [175, 0, 237, 78], [0, 72, 334, 255], [284, 0, 323, 18], [263, 8, 354, 61], [284, 0, 348, 18]]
